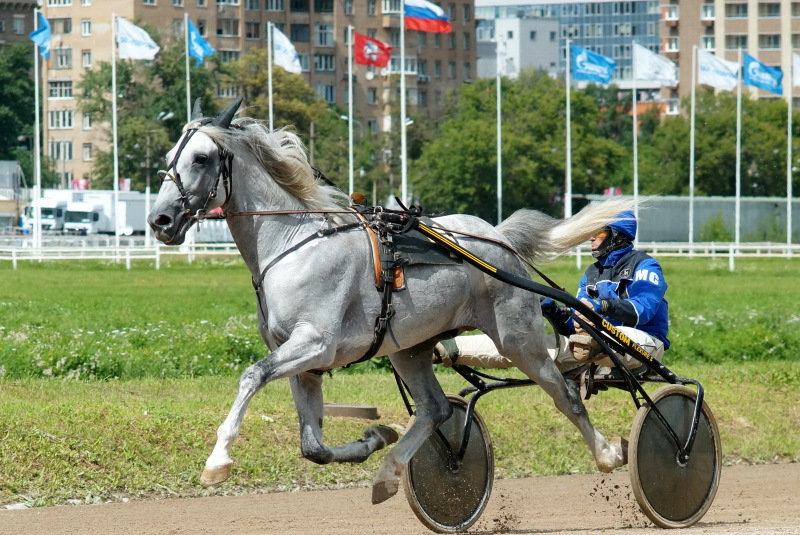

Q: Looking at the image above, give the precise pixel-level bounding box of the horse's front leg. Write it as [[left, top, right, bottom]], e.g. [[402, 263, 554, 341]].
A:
[[200, 322, 337, 486], [291, 372, 398, 464]]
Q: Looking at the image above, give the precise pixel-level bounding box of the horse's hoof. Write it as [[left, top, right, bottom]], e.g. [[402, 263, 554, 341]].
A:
[[365, 425, 399, 448], [371, 478, 399, 504], [200, 463, 232, 486], [611, 436, 629, 466]]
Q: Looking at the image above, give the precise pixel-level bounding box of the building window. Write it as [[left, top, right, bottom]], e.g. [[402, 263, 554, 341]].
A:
[[314, 54, 335, 71], [54, 48, 72, 69], [47, 0, 73, 5], [758, 2, 780, 17], [550, 31, 557, 41], [267, 0, 284, 9], [448, 2, 456, 20], [701, 3, 715, 19], [367, 0, 376, 15], [759, 34, 780, 49], [49, 110, 73, 129], [434, 33, 441, 48], [217, 85, 240, 98], [291, 24, 309, 42], [383, 0, 400, 12], [143, 0, 155, 5], [245, 0, 259, 8], [463, 62, 470, 80], [463, 32, 470, 50], [246, 22, 260, 39], [448, 61, 456, 79], [197, 0, 207, 5], [81, 0, 91, 5], [726, 34, 747, 49], [314, 23, 333, 46], [83, 113, 92, 129], [218, 0, 240, 4], [701, 35, 715, 51], [0, 20, 5, 33], [344, 0, 353, 14], [418, 59, 427, 75], [82, 143, 93, 161], [448, 33, 455, 49], [434, 60, 441, 77], [793, 2, 800, 16], [419, 89, 427, 107], [298, 53, 310, 71], [12, 15, 25, 34], [80, 18, 91, 35], [217, 18, 239, 36], [367, 28, 377, 38], [81, 50, 92, 67], [174, 0, 184, 5], [49, 140, 73, 161], [367, 118, 378, 134], [368, 87, 378, 104], [314, 83, 335, 103], [51, 18, 72, 34], [530, 30, 537, 41], [219, 50, 241, 62], [390, 28, 400, 47], [725, 3, 748, 17], [463, 4, 471, 20], [314, 0, 333, 12], [418, 31, 427, 47], [290, 0, 309, 11]]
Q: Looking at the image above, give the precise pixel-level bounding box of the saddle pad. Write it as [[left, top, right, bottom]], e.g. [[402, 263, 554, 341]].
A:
[[393, 227, 463, 266]]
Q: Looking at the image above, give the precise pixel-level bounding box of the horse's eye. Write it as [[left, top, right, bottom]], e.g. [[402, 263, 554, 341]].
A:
[[194, 154, 209, 165]]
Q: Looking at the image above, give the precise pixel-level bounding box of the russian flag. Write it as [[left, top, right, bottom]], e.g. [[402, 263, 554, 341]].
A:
[[404, 0, 452, 33]]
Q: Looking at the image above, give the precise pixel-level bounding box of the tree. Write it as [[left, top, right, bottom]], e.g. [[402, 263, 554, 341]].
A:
[[411, 70, 626, 220], [78, 39, 218, 191], [0, 43, 34, 160]]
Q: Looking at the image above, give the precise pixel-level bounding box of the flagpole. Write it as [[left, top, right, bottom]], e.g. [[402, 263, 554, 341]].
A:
[[111, 14, 120, 252], [632, 40, 639, 232], [32, 9, 42, 251], [348, 25, 354, 196], [496, 38, 502, 224], [734, 48, 742, 251], [185, 12, 191, 123], [788, 61, 794, 249], [565, 39, 572, 219], [689, 45, 697, 245], [267, 21, 274, 132], [400, 4, 408, 204]]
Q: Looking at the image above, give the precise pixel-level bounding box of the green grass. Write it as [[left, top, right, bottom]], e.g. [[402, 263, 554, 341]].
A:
[[1, 362, 797, 507], [1, 257, 799, 506]]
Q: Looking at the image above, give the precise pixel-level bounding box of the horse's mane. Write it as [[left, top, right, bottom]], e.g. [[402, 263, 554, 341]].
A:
[[190, 118, 349, 212]]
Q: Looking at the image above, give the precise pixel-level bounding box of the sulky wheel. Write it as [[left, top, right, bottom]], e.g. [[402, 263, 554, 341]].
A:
[[629, 384, 722, 529], [403, 394, 494, 533]]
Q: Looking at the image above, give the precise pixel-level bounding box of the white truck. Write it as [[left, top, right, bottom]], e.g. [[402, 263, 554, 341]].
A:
[[23, 198, 67, 231], [63, 192, 148, 235]]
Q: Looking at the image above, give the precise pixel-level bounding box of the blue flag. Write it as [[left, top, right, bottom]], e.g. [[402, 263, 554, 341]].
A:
[[743, 52, 783, 95], [187, 18, 215, 66], [570, 43, 615, 85], [28, 12, 51, 60]]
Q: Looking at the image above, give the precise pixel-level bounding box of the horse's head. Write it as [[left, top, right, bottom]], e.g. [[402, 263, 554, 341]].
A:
[[147, 97, 242, 245]]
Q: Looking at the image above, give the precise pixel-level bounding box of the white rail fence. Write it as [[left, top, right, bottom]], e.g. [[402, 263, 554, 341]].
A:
[[1, 241, 798, 272]]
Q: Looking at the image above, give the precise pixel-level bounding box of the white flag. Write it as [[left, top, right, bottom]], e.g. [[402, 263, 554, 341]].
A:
[[117, 17, 159, 60], [697, 49, 738, 91], [793, 53, 800, 87], [633, 43, 677, 86], [272, 26, 302, 74]]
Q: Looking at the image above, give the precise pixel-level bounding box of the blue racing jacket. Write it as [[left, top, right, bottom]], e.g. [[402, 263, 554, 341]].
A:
[[576, 245, 670, 349]]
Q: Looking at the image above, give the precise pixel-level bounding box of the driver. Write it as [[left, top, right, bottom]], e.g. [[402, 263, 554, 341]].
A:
[[434, 210, 670, 374]]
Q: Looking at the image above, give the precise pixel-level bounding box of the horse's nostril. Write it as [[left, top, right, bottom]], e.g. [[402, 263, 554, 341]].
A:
[[155, 214, 172, 226]]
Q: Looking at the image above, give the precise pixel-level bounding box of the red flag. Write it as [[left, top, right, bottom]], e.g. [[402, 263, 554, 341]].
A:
[[354, 32, 391, 68]]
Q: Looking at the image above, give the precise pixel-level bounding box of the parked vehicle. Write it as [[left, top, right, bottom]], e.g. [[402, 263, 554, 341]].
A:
[[23, 198, 67, 231]]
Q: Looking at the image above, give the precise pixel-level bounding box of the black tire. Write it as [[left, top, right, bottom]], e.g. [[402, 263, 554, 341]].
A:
[[629, 385, 722, 528], [403, 394, 494, 533]]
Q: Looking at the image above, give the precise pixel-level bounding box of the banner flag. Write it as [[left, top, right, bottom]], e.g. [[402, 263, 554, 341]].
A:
[[187, 18, 215, 66], [793, 53, 800, 87], [354, 32, 391, 67], [272, 25, 302, 74], [743, 52, 783, 95], [404, 0, 453, 33], [633, 42, 677, 86], [697, 49, 738, 91], [28, 12, 51, 60], [117, 17, 159, 60], [570, 43, 615, 84]]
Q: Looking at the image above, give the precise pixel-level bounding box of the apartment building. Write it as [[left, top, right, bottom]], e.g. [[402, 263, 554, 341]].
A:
[[37, 0, 476, 187], [0, 0, 36, 46], [662, 0, 800, 106]]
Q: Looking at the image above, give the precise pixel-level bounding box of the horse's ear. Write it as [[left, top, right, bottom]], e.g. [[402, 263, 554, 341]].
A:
[[191, 98, 204, 121], [211, 96, 243, 129]]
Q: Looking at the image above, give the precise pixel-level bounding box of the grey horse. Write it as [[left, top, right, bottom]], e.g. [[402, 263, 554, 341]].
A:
[[147, 99, 633, 504]]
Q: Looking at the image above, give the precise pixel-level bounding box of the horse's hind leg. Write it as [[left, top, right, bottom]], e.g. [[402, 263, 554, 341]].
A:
[[372, 348, 452, 505], [291, 372, 398, 464]]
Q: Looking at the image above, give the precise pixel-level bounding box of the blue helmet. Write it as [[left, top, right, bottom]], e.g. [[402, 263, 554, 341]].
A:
[[608, 210, 637, 240]]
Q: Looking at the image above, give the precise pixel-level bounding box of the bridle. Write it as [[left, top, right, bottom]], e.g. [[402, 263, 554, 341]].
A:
[[158, 126, 234, 221]]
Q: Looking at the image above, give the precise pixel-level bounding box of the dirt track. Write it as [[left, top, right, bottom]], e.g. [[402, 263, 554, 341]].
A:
[[1, 463, 797, 535]]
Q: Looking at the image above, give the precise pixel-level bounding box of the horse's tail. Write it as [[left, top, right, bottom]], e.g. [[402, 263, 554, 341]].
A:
[[496, 198, 638, 264]]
